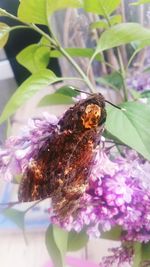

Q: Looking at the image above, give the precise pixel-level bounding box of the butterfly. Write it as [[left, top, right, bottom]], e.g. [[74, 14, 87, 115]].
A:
[[18, 93, 107, 217]]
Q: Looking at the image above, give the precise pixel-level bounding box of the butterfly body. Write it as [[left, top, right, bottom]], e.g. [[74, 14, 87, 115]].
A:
[[18, 93, 106, 217]]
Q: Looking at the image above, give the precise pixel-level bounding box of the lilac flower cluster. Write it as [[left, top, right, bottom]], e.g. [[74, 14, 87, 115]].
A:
[[0, 113, 58, 181], [52, 148, 150, 245]]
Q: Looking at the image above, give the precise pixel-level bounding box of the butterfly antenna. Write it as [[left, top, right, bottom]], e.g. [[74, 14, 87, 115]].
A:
[[74, 88, 92, 95], [105, 100, 126, 111], [74, 88, 126, 111]]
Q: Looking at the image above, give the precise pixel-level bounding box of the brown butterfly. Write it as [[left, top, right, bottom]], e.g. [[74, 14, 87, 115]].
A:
[[18, 93, 107, 217]]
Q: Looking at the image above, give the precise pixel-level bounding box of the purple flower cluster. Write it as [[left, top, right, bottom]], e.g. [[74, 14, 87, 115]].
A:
[[0, 113, 58, 181], [52, 148, 150, 245]]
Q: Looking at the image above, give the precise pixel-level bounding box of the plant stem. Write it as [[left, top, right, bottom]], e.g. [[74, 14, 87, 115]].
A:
[[58, 46, 95, 93], [98, 2, 111, 27], [126, 48, 141, 70], [103, 60, 122, 75], [10, 25, 29, 31], [30, 24, 57, 46], [101, 10, 128, 101], [117, 48, 128, 101]]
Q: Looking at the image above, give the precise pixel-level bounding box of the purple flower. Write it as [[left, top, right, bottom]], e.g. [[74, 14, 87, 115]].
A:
[[48, 147, 150, 253], [0, 113, 58, 181], [99, 246, 133, 267]]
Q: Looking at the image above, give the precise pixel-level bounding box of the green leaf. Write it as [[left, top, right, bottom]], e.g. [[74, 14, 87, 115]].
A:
[[106, 101, 150, 160], [100, 226, 122, 241], [16, 44, 50, 73], [131, 0, 150, 5], [90, 20, 109, 30], [93, 23, 150, 57], [0, 22, 10, 48], [133, 242, 142, 267], [84, 0, 121, 16], [45, 225, 63, 267], [18, 0, 48, 25], [3, 208, 25, 230], [18, 0, 83, 24], [38, 85, 80, 106], [67, 230, 89, 251], [109, 14, 122, 25], [38, 93, 74, 106], [53, 225, 68, 262], [97, 71, 123, 90], [91, 15, 122, 30], [40, 36, 51, 46], [0, 69, 59, 124], [56, 86, 79, 97], [141, 242, 150, 262], [50, 47, 102, 61]]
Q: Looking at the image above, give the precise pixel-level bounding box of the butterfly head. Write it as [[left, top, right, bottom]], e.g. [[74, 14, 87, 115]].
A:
[[81, 93, 106, 129], [59, 93, 106, 131]]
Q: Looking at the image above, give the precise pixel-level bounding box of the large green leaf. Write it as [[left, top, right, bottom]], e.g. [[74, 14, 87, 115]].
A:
[[16, 44, 50, 73], [67, 230, 89, 251], [18, 0, 83, 24], [0, 22, 10, 48], [106, 101, 150, 160], [133, 242, 142, 267], [45, 225, 63, 267], [39, 93, 74, 106], [55, 86, 79, 97], [53, 225, 68, 263], [38, 85, 79, 106], [45, 224, 68, 267], [0, 69, 59, 124], [141, 242, 150, 262], [133, 242, 150, 267], [84, 0, 121, 16], [94, 23, 150, 56], [18, 0, 48, 25]]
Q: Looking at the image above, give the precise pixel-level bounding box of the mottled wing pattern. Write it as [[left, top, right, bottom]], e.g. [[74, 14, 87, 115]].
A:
[[18, 93, 107, 217]]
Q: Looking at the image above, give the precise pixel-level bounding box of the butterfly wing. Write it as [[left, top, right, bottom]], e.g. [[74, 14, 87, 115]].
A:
[[18, 94, 107, 217], [18, 127, 98, 197]]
